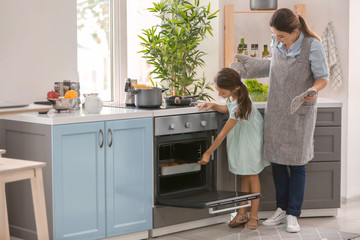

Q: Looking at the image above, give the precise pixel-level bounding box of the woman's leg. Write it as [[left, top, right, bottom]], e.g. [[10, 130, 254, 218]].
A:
[[287, 165, 306, 217], [271, 163, 290, 210]]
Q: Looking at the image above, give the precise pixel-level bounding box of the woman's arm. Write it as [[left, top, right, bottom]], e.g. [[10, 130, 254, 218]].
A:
[[198, 118, 237, 165], [197, 102, 229, 114]]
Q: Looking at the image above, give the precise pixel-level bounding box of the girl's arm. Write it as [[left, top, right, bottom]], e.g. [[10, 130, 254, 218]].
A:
[[197, 102, 229, 114], [198, 118, 237, 165]]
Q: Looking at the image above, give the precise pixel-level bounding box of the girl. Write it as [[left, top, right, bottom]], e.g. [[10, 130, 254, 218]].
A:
[[197, 67, 270, 230]]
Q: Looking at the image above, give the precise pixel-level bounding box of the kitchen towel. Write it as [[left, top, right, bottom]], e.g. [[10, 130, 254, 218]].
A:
[[322, 21, 343, 89], [290, 89, 317, 114]]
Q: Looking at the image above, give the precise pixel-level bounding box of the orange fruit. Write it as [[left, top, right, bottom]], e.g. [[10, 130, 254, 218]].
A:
[[64, 90, 78, 99]]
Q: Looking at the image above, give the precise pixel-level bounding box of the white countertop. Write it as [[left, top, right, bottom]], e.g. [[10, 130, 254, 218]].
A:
[[0, 98, 342, 125]]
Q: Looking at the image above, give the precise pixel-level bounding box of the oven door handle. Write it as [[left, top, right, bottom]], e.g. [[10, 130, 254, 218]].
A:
[[209, 201, 251, 214], [211, 135, 215, 160]]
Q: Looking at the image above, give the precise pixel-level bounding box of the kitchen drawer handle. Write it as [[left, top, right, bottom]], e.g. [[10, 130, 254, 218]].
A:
[[99, 129, 104, 148], [108, 128, 113, 147]]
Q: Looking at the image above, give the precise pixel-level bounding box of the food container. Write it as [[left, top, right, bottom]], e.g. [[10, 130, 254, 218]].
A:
[[250, 93, 267, 102], [48, 98, 78, 112], [160, 159, 201, 176], [250, 0, 277, 10]]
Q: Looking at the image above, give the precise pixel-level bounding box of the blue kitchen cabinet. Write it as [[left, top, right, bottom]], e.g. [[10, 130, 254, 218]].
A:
[[52, 118, 152, 240]]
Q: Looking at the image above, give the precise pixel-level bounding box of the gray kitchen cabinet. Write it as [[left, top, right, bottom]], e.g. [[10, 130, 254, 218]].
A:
[[217, 107, 342, 212]]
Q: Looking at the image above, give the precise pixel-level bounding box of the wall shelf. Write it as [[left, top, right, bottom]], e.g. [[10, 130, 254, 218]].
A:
[[224, 4, 306, 67]]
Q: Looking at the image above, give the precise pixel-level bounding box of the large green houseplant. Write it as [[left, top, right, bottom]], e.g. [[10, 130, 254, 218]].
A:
[[138, 0, 219, 100]]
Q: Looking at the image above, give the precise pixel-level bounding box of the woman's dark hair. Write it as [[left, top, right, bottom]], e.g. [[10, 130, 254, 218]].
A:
[[214, 68, 252, 120], [270, 8, 321, 41]]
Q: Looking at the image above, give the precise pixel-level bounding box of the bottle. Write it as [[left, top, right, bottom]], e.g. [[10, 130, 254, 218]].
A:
[[243, 44, 248, 56], [262, 44, 271, 59], [237, 37, 245, 62], [250, 44, 257, 58]]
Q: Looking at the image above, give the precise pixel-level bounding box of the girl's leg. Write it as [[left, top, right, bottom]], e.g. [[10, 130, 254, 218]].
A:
[[238, 175, 250, 215], [228, 175, 249, 227], [245, 175, 261, 229]]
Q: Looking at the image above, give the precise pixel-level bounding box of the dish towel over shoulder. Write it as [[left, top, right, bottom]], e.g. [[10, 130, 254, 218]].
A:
[[322, 21, 343, 89]]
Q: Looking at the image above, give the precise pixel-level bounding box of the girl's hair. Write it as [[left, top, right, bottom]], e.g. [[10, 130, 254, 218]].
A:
[[214, 68, 252, 120], [270, 8, 321, 41]]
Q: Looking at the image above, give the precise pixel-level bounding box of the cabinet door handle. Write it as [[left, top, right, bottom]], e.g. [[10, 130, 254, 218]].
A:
[[99, 129, 104, 148], [108, 128, 113, 147]]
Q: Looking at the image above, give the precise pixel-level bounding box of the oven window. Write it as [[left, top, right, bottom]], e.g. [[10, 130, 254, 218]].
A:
[[158, 139, 208, 195]]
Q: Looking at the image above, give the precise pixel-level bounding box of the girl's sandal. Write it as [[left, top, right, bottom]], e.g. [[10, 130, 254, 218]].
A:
[[245, 216, 259, 230], [228, 213, 248, 228]]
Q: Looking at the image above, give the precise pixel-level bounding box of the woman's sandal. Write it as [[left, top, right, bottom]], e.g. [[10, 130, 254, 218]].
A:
[[228, 212, 248, 228], [245, 216, 259, 230]]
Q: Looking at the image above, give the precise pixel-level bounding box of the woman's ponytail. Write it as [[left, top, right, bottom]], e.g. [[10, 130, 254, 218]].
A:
[[270, 8, 321, 41], [298, 15, 321, 41]]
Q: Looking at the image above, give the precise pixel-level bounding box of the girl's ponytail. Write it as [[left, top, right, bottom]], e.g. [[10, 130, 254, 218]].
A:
[[236, 82, 252, 120], [214, 68, 252, 121]]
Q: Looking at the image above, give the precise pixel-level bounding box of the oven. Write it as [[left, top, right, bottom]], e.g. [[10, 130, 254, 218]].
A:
[[152, 111, 261, 233]]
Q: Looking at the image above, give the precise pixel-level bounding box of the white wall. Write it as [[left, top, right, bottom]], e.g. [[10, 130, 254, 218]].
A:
[[0, 0, 77, 103], [347, 0, 360, 202], [218, 0, 354, 200]]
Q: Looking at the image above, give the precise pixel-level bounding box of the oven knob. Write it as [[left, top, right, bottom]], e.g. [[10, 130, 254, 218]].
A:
[[169, 123, 175, 130], [185, 122, 191, 128], [201, 121, 207, 127]]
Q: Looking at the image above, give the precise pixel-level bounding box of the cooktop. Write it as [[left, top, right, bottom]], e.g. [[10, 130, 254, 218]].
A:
[[103, 102, 198, 110]]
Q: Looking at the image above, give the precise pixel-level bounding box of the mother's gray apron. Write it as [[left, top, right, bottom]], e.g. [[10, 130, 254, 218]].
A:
[[264, 37, 317, 166]]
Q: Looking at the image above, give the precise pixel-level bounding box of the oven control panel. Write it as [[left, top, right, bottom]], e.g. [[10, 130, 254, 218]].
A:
[[154, 112, 218, 136]]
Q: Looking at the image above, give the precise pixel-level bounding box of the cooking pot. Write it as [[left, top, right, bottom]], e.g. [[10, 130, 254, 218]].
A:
[[164, 95, 201, 106], [129, 87, 168, 108]]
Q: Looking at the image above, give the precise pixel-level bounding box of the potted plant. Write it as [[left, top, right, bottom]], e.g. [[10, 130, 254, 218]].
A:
[[138, 0, 219, 101]]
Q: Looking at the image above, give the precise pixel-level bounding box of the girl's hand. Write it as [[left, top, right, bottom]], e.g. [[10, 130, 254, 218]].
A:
[[198, 152, 211, 165], [197, 102, 216, 111]]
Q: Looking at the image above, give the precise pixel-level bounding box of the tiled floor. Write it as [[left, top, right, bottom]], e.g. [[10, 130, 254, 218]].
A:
[[149, 201, 360, 239], [10, 201, 360, 240]]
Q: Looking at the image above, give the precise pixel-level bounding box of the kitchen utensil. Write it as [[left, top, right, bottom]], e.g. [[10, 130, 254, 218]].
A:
[[250, 0, 277, 10], [124, 78, 137, 106], [48, 98, 77, 112], [83, 93, 103, 114], [164, 95, 201, 106], [130, 87, 168, 108]]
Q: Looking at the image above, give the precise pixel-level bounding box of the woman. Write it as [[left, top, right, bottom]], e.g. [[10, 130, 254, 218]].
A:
[[232, 8, 329, 233]]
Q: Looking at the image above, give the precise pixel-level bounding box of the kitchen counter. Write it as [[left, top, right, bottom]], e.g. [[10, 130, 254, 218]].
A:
[[0, 97, 342, 125]]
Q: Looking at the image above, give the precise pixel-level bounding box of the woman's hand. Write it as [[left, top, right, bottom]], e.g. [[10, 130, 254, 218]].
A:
[[303, 88, 318, 102], [198, 151, 211, 165], [197, 102, 216, 111]]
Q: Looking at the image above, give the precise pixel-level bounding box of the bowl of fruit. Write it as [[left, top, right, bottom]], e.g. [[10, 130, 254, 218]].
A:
[[47, 90, 79, 112]]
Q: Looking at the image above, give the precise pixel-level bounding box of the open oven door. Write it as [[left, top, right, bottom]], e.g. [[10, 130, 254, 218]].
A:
[[157, 190, 261, 214]]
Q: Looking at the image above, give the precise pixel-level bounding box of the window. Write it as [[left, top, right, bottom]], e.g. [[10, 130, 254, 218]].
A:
[[77, 0, 158, 103]]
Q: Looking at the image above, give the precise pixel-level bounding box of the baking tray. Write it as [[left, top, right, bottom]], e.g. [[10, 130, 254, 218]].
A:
[[160, 159, 201, 176]]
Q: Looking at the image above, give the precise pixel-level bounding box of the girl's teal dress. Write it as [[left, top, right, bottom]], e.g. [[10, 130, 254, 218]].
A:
[[226, 98, 270, 175]]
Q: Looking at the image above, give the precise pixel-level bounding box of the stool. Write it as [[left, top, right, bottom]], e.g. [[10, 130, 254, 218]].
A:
[[0, 149, 49, 240]]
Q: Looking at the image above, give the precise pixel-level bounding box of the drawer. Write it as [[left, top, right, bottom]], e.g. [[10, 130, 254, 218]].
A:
[[313, 127, 341, 162], [316, 108, 341, 126], [257, 107, 341, 126]]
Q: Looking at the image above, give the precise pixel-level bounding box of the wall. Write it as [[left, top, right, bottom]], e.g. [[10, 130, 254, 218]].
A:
[[219, 0, 354, 201], [0, 0, 77, 103], [347, 0, 360, 202]]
